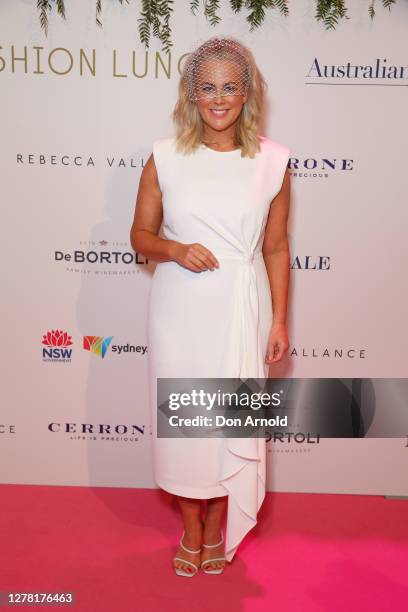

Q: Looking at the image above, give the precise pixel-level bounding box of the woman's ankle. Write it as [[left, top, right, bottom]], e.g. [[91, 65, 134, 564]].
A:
[[203, 523, 223, 543], [182, 520, 203, 546]]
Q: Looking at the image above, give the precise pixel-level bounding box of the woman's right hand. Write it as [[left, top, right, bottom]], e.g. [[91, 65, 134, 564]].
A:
[[170, 242, 219, 273]]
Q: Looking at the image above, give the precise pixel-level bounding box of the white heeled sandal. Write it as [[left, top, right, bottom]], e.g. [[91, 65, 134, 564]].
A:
[[201, 532, 226, 575], [173, 530, 202, 577]]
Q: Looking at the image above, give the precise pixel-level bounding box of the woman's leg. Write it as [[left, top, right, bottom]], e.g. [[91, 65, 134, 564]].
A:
[[201, 495, 228, 571], [173, 495, 203, 574]]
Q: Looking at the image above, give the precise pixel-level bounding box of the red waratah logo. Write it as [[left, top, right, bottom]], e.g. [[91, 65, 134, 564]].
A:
[[42, 329, 73, 347]]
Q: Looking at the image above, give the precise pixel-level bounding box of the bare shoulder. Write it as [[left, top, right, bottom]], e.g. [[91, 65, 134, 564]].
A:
[[142, 152, 157, 176], [138, 153, 157, 189]]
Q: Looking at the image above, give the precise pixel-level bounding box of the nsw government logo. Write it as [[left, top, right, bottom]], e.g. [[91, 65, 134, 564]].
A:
[[42, 329, 73, 363]]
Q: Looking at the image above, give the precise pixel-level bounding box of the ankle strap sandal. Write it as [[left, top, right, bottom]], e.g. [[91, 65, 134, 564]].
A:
[[173, 530, 201, 577], [201, 531, 226, 575]]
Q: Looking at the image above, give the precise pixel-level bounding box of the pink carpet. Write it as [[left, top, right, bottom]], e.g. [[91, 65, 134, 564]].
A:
[[1, 484, 407, 611]]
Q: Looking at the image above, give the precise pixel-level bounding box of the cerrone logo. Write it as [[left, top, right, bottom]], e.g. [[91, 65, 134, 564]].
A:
[[48, 421, 146, 442], [288, 155, 354, 178], [305, 57, 408, 85]]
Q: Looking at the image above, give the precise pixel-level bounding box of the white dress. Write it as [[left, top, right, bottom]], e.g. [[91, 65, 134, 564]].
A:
[[147, 134, 290, 562]]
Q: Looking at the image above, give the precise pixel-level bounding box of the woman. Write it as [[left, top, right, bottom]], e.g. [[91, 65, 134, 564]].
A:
[[130, 36, 291, 576]]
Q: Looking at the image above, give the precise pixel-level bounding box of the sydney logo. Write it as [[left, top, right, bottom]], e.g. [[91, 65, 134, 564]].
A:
[[83, 336, 113, 359]]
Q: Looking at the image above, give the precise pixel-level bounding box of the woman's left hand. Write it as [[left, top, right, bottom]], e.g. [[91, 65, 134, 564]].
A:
[[265, 322, 289, 364]]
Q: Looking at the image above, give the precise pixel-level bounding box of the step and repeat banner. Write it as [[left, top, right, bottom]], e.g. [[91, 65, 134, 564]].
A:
[[1, 1, 407, 495]]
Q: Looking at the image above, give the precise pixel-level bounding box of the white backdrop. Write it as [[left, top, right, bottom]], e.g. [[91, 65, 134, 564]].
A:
[[1, 0, 407, 495]]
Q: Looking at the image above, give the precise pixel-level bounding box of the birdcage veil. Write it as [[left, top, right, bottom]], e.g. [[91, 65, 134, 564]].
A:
[[173, 34, 266, 158], [181, 35, 253, 102]]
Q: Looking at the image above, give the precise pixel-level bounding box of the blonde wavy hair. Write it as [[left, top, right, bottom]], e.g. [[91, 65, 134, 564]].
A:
[[172, 36, 267, 159]]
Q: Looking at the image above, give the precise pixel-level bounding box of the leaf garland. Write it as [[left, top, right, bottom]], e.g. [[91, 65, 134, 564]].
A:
[[37, 0, 399, 52]]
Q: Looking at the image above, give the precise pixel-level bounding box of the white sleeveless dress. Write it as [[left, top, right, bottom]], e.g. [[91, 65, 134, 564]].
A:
[[147, 134, 290, 562]]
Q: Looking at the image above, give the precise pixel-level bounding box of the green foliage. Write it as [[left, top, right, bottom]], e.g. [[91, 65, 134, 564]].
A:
[[369, 0, 396, 19], [37, 0, 66, 36], [315, 0, 349, 29], [203, 0, 222, 28], [37, 0, 399, 52]]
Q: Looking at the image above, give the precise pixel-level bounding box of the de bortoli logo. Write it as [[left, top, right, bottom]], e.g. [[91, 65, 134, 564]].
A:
[[54, 239, 148, 276]]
